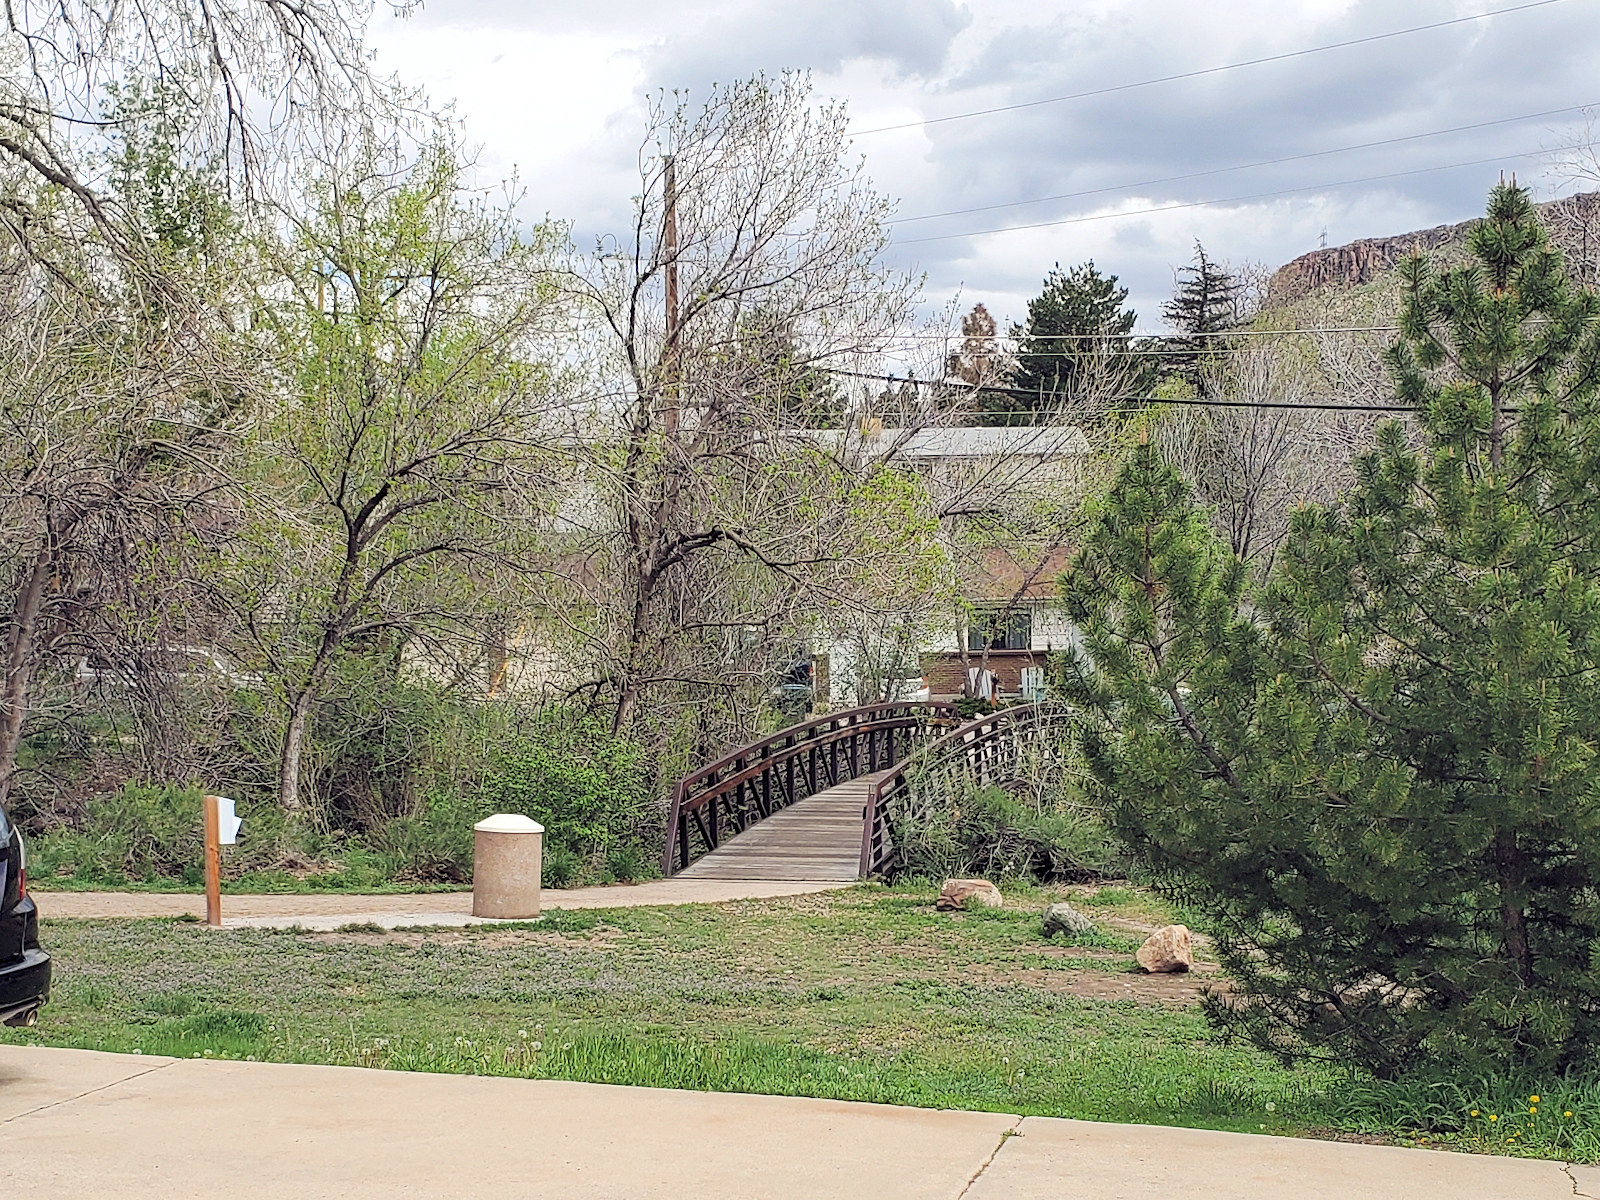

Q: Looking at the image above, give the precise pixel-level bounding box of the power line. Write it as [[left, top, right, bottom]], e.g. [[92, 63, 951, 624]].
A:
[[893, 101, 1600, 226], [893, 146, 1555, 245], [851, 0, 1576, 137], [818, 366, 1549, 414], [884, 338, 1382, 357], [886, 324, 1404, 341]]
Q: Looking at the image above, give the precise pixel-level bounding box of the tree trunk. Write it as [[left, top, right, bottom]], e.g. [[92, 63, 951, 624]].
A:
[[611, 683, 640, 737], [611, 564, 658, 735], [0, 548, 53, 811], [1489, 377, 1504, 470], [1493, 829, 1534, 987], [278, 689, 316, 814]]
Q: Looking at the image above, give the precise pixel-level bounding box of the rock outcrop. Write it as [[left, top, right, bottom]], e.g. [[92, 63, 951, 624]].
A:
[[1265, 191, 1600, 309]]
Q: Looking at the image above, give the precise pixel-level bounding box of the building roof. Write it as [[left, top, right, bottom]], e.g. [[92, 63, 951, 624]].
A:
[[811, 425, 1089, 460]]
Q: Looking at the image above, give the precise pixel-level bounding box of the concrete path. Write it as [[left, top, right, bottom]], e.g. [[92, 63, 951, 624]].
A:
[[34, 879, 849, 931], [0, 1046, 1587, 1199]]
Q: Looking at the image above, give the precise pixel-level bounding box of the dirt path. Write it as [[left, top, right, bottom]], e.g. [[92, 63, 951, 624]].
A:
[[33, 878, 850, 928]]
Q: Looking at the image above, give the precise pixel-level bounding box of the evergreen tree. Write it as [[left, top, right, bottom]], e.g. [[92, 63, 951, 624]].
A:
[[730, 317, 848, 429], [1063, 184, 1600, 1076], [943, 302, 1015, 422], [1161, 241, 1241, 392], [1005, 261, 1151, 424]]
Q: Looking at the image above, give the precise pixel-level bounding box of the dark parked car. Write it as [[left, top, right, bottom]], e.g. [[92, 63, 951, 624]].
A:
[[0, 803, 48, 1027]]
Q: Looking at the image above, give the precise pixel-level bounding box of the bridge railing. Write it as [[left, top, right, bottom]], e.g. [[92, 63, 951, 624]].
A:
[[859, 703, 1075, 878], [662, 701, 961, 876]]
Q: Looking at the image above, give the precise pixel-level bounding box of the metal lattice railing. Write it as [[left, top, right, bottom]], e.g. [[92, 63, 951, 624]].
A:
[[661, 702, 961, 876]]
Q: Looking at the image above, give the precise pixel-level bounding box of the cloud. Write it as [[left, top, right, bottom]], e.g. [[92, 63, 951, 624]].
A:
[[867, 0, 1600, 325], [370, 0, 1600, 336], [640, 0, 972, 87]]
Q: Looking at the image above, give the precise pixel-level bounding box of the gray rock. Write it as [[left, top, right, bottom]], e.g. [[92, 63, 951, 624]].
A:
[[1042, 902, 1095, 938]]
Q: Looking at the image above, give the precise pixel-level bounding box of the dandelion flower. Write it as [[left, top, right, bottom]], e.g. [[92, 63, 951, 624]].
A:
[[1529, 1107, 1538, 1114], [1489, 1115, 1498, 1122], [1531, 1095, 1540, 1103], [1470, 1110, 1479, 1117], [1567, 1111, 1575, 1118]]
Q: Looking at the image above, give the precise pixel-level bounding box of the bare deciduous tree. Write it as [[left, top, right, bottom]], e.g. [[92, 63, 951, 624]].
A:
[[1158, 338, 1388, 569], [556, 73, 925, 750], [0, 124, 255, 811], [0, 0, 399, 213]]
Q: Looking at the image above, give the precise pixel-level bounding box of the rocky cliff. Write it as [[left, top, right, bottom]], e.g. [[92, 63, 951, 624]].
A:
[[1266, 191, 1600, 308]]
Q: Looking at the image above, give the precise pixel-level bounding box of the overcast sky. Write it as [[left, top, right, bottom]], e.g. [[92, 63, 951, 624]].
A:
[[367, 0, 1600, 335]]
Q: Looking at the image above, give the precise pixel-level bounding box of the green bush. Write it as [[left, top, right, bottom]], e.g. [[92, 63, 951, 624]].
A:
[[369, 715, 659, 887], [891, 785, 1123, 883], [30, 781, 296, 886], [24, 677, 662, 891], [30, 782, 205, 883], [952, 696, 999, 719]]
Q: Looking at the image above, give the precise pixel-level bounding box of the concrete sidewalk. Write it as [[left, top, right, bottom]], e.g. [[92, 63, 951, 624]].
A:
[[0, 1046, 1589, 1198], [35, 879, 848, 929]]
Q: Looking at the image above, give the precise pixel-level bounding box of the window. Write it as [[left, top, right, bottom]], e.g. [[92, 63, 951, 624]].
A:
[[967, 608, 1031, 652]]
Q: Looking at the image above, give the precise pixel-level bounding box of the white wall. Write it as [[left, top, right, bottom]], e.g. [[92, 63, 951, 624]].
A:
[[1030, 603, 1083, 654]]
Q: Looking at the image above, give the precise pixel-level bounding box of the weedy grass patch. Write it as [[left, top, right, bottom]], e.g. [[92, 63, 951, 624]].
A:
[[6, 884, 1596, 1160]]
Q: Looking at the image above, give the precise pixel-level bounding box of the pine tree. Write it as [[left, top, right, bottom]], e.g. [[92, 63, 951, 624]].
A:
[[1160, 242, 1241, 392], [943, 303, 1015, 422], [1005, 261, 1151, 424], [1063, 184, 1600, 1076]]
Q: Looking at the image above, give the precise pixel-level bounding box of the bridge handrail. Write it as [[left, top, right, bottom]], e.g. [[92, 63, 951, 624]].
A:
[[662, 701, 961, 876], [858, 703, 1075, 877]]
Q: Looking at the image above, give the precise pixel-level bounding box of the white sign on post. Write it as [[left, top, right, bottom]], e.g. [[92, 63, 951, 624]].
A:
[[215, 796, 242, 845]]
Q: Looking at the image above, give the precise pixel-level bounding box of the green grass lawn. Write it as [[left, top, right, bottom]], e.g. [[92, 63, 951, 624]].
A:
[[7, 883, 1597, 1161]]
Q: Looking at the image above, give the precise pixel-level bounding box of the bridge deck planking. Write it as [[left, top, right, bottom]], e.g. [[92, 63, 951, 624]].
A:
[[672, 772, 887, 882]]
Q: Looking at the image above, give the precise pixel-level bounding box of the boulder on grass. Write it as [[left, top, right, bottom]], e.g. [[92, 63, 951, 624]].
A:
[[1135, 924, 1192, 973], [937, 879, 1003, 911], [1042, 902, 1095, 938]]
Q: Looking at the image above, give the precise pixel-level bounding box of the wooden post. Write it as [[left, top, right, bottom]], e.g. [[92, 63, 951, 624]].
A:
[[203, 793, 222, 927]]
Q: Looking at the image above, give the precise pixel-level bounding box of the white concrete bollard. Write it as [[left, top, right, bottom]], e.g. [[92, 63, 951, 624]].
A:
[[472, 814, 545, 919]]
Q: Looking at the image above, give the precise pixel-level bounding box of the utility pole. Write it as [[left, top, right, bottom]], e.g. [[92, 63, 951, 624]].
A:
[[663, 155, 680, 438]]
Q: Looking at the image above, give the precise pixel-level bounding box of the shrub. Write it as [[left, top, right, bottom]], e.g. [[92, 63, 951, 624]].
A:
[[30, 781, 295, 885], [369, 714, 659, 886], [892, 785, 1122, 883], [30, 782, 205, 882]]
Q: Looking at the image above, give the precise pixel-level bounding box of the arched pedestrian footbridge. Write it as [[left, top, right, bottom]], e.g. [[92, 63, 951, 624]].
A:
[[662, 702, 1072, 882]]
